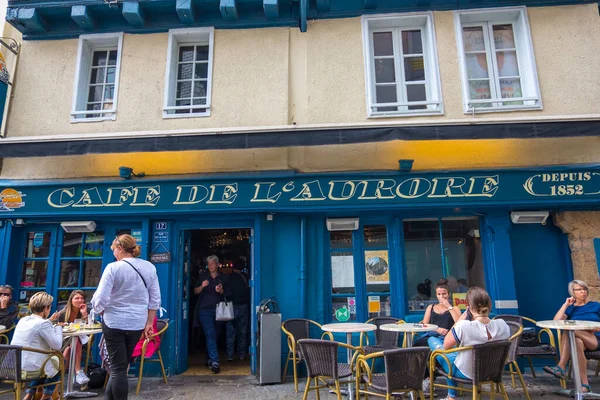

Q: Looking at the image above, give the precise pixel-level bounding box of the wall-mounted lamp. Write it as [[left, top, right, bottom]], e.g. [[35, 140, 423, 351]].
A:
[[61, 221, 97, 233], [326, 218, 359, 231], [510, 211, 549, 225], [14, 218, 25, 227], [398, 159, 414, 172], [119, 166, 145, 180]]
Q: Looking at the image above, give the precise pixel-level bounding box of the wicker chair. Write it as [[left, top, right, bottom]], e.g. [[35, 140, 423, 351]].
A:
[[505, 321, 531, 400], [359, 317, 406, 355], [429, 340, 512, 399], [0, 344, 65, 400], [297, 339, 361, 400], [356, 347, 430, 400], [0, 324, 16, 345], [281, 319, 333, 392], [134, 320, 169, 395]]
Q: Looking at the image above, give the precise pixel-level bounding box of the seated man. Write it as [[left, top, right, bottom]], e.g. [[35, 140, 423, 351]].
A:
[[0, 284, 19, 328]]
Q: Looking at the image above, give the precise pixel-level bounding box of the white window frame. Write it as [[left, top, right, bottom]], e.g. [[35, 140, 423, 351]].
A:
[[361, 12, 443, 118], [163, 27, 214, 119], [71, 32, 123, 123], [454, 6, 542, 114]]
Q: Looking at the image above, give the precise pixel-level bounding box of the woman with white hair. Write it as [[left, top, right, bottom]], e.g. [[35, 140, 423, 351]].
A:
[[544, 279, 600, 393]]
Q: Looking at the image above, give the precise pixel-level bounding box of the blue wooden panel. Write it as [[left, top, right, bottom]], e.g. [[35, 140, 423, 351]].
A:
[[595, 238, 600, 276], [316, 0, 330, 12], [176, 0, 196, 24], [220, 0, 239, 21], [363, 0, 378, 9], [263, 0, 280, 20], [122, 1, 146, 27], [15, 8, 47, 33], [71, 6, 96, 31]]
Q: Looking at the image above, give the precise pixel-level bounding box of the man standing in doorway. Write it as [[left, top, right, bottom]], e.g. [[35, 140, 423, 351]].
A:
[[225, 262, 250, 361], [194, 255, 224, 373]]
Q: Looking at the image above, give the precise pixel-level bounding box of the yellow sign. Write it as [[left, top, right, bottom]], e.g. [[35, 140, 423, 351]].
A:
[[452, 293, 468, 310], [368, 296, 381, 313]]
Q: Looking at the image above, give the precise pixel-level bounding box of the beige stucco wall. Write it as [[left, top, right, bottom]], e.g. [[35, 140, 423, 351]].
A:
[[1, 4, 600, 179], [555, 212, 600, 300]]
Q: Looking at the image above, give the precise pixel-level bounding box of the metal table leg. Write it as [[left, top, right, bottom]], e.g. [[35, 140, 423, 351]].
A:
[[346, 332, 354, 399], [554, 331, 600, 399], [64, 335, 98, 399]]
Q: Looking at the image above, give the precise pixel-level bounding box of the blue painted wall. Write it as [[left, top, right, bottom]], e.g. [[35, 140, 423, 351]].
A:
[[510, 218, 572, 321]]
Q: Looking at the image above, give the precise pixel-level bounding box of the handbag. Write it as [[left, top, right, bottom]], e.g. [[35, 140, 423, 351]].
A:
[[215, 297, 234, 322]]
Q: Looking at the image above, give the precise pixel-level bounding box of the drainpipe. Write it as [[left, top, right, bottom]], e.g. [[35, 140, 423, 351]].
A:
[[300, 0, 308, 32], [300, 216, 307, 317]]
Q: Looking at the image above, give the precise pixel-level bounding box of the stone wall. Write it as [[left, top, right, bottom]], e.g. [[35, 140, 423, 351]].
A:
[[554, 212, 600, 300]]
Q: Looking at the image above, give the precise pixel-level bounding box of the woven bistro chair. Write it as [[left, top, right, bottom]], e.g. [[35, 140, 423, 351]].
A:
[[281, 319, 333, 392], [359, 317, 407, 355], [505, 321, 531, 400], [297, 339, 361, 400], [0, 324, 16, 345], [356, 347, 430, 400], [429, 340, 512, 399], [0, 344, 65, 400], [134, 320, 169, 395]]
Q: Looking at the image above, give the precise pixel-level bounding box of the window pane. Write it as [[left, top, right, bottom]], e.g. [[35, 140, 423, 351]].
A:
[[59, 261, 80, 287], [178, 63, 193, 80], [375, 85, 397, 108], [175, 99, 191, 114], [195, 63, 208, 79], [364, 225, 387, 248], [374, 59, 395, 83], [365, 250, 390, 293], [331, 251, 354, 294], [177, 81, 192, 98], [62, 233, 83, 257], [469, 80, 492, 102], [330, 231, 353, 249], [193, 98, 207, 105], [88, 86, 104, 103], [104, 85, 115, 101], [24, 232, 51, 258], [368, 294, 392, 319], [402, 30, 423, 54], [403, 220, 442, 309], [84, 232, 104, 257], [83, 260, 103, 287], [90, 68, 105, 84], [466, 54, 489, 79], [407, 84, 426, 110], [404, 57, 425, 81], [440, 218, 484, 292], [493, 25, 515, 49], [373, 32, 394, 56], [92, 51, 108, 67], [57, 289, 96, 313], [21, 260, 48, 287], [332, 297, 357, 322], [497, 51, 519, 77], [193, 81, 207, 98], [179, 46, 194, 62], [463, 27, 485, 52], [106, 67, 116, 84], [500, 78, 522, 100], [195, 45, 209, 61], [108, 50, 118, 65]]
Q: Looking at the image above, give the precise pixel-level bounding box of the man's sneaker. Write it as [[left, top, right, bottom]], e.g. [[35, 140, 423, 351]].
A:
[[211, 362, 220, 374], [75, 370, 90, 385], [205, 359, 213, 368]]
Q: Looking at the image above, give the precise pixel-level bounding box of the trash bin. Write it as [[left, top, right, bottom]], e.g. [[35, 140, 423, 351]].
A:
[[256, 298, 281, 385]]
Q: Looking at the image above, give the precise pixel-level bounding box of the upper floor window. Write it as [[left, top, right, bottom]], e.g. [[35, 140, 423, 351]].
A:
[[71, 33, 123, 122], [362, 13, 443, 118], [164, 28, 214, 118], [455, 7, 541, 113]]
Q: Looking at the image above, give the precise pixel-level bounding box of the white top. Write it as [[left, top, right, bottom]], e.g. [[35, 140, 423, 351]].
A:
[[451, 319, 510, 379], [92, 257, 161, 331], [321, 323, 377, 333], [380, 323, 439, 333], [11, 314, 63, 376], [537, 320, 600, 331]]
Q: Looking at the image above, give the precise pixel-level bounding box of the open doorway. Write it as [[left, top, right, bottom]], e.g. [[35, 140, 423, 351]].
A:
[[183, 228, 252, 376]]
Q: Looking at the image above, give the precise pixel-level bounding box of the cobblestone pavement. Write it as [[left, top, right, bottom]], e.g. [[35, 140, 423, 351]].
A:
[[1, 371, 596, 399]]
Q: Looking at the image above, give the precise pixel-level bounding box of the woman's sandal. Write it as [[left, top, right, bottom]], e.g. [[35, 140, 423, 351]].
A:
[[543, 365, 566, 380], [582, 383, 592, 393]]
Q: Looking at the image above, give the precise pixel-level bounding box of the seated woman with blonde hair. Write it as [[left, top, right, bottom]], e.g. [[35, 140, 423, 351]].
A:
[[11, 292, 64, 400], [544, 279, 600, 393], [49, 290, 90, 386]]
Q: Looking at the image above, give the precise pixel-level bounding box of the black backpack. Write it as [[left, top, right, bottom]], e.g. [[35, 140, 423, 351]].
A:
[[86, 363, 107, 389]]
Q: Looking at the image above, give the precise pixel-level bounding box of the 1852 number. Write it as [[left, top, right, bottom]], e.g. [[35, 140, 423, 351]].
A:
[[550, 184, 584, 196]]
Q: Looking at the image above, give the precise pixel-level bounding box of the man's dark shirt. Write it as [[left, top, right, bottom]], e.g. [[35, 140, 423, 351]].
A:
[[224, 271, 250, 306], [0, 301, 19, 327], [195, 271, 223, 309]]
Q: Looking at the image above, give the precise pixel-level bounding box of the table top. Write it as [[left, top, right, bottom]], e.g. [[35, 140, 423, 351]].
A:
[[380, 323, 439, 333], [63, 328, 102, 337], [536, 320, 600, 331], [321, 323, 377, 333]]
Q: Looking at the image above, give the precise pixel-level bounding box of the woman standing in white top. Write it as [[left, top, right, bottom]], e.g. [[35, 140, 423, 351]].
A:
[[11, 292, 64, 400], [427, 286, 510, 400], [92, 234, 161, 400]]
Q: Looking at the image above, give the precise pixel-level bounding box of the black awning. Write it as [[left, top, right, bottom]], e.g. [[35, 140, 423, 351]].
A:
[[0, 120, 598, 158]]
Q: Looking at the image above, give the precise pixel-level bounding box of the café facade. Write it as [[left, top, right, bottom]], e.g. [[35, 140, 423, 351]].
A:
[[0, 164, 595, 374]]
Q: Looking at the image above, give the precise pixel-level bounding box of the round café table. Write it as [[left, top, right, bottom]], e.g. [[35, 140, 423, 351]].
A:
[[63, 327, 102, 399], [537, 320, 600, 400], [379, 323, 439, 348], [321, 322, 377, 398]]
